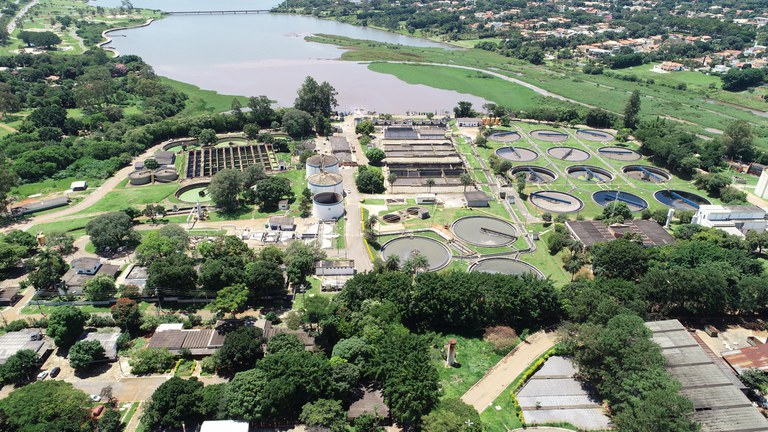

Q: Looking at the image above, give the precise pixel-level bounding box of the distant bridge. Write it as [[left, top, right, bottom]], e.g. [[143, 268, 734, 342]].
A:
[[166, 9, 271, 15]]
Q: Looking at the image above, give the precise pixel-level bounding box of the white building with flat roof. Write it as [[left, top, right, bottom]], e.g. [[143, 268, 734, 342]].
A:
[[200, 420, 249, 432], [691, 204, 767, 237]]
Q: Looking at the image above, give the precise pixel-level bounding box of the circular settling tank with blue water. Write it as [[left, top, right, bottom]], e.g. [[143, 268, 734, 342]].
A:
[[654, 190, 710, 211], [593, 190, 648, 212]]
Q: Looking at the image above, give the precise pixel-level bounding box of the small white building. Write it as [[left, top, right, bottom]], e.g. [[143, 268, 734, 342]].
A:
[[416, 194, 438, 205], [200, 420, 249, 432], [691, 205, 767, 237], [755, 168, 768, 199], [70, 181, 88, 191], [456, 117, 482, 127]]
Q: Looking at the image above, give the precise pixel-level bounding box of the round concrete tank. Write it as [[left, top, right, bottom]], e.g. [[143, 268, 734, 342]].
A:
[[306, 154, 339, 176], [313, 192, 344, 221], [154, 168, 179, 182], [308, 172, 344, 195], [129, 170, 152, 186]]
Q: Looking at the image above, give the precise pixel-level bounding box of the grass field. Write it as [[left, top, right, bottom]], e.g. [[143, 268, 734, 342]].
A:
[[432, 334, 511, 401], [159, 77, 247, 115], [75, 182, 179, 215]]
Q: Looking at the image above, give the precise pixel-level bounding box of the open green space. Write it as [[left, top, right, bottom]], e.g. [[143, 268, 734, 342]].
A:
[[75, 182, 179, 215], [159, 77, 247, 115], [432, 335, 511, 401]]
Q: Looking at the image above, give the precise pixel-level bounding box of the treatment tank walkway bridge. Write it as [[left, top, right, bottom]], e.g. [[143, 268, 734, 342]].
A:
[[166, 9, 271, 14]]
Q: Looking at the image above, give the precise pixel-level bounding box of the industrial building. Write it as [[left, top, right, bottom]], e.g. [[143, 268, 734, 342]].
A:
[[0, 329, 50, 365], [646, 320, 768, 432], [12, 197, 70, 216], [691, 205, 767, 237], [565, 220, 675, 247], [315, 260, 356, 276], [185, 144, 276, 178], [306, 154, 339, 176]]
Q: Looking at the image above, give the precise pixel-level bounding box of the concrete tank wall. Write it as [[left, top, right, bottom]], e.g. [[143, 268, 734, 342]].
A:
[[308, 173, 344, 195], [306, 155, 340, 177], [129, 171, 152, 185], [313, 192, 345, 221]]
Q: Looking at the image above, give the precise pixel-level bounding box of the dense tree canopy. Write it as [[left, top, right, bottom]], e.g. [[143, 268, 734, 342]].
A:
[[86, 212, 140, 251], [142, 377, 204, 430], [0, 381, 92, 432], [47, 306, 88, 349], [209, 169, 244, 212]]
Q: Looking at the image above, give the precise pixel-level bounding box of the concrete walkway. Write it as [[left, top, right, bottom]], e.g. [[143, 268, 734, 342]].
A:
[[461, 330, 557, 413]]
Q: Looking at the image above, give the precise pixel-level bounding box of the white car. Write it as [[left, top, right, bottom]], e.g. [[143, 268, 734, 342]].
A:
[[36, 371, 48, 380], [90, 395, 102, 402]]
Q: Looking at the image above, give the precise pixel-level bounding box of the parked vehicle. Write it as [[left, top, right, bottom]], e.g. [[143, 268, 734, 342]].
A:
[[36, 371, 47, 380], [50, 367, 61, 378]]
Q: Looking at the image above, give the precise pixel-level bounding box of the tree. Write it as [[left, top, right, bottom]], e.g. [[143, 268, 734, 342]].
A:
[[0, 154, 18, 217], [209, 283, 249, 318], [248, 95, 276, 127], [69, 340, 106, 371], [18, 31, 61, 48], [244, 259, 285, 298], [129, 348, 175, 375], [83, 274, 116, 301], [294, 76, 338, 119], [28, 105, 67, 129], [460, 173, 473, 192], [585, 108, 615, 128], [402, 252, 430, 274], [242, 164, 267, 189], [146, 253, 198, 298], [299, 188, 312, 218], [86, 212, 140, 251], [425, 178, 436, 193], [216, 325, 264, 376], [422, 399, 483, 432], [253, 177, 293, 210], [303, 295, 331, 327], [602, 201, 633, 222], [590, 238, 648, 280], [134, 226, 189, 265], [0, 84, 21, 119], [209, 169, 243, 212], [26, 249, 68, 292], [0, 381, 91, 432], [46, 231, 75, 255], [142, 204, 165, 223], [453, 101, 474, 118], [366, 147, 386, 164], [267, 333, 305, 355], [623, 90, 641, 130], [98, 408, 124, 432], [356, 167, 385, 193], [300, 399, 346, 432], [0, 350, 40, 385], [515, 172, 526, 197], [285, 242, 326, 287], [142, 377, 204, 430], [197, 128, 218, 146], [387, 172, 398, 191], [282, 108, 315, 138], [355, 120, 374, 136], [47, 306, 88, 349], [721, 120, 754, 161], [111, 298, 141, 334]]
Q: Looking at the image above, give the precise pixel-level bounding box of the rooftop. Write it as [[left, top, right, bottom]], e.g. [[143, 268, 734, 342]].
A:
[[200, 420, 249, 432], [566, 220, 675, 247], [0, 330, 48, 365], [83, 330, 121, 361], [306, 154, 339, 167], [308, 172, 343, 186], [723, 343, 768, 374], [646, 319, 768, 432]]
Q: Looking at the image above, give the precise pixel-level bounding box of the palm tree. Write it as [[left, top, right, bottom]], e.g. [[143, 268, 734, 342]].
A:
[[384, 255, 401, 272], [425, 178, 436, 194], [403, 252, 430, 274], [364, 215, 378, 232], [460, 173, 473, 192], [387, 172, 398, 193]]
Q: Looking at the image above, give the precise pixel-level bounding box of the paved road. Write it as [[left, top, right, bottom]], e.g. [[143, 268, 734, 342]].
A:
[[6, 0, 39, 34], [461, 330, 557, 413]]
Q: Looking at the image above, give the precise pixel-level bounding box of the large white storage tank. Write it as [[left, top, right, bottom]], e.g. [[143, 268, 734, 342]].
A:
[[306, 154, 339, 176], [308, 172, 344, 195], [313, 192, 345, 221]]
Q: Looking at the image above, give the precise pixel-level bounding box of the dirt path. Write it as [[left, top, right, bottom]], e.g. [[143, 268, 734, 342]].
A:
[[0, 123, 17, 133], [461, 330, 557, 413]]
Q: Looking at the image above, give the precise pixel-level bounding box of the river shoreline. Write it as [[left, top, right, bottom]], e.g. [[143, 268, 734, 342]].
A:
[[99, 17, 157, 57]]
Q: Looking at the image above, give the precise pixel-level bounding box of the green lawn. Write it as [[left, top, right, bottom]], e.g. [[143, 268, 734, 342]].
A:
[[11, 177, 90, 198], [159, 77, 247, 115], [368, 62, 552, 112], [433, 335, 512, 400], [28, 216, 93, 238], [173, 359, 196, 377], [292, 277, 335, 310], [75, 183, 179, 215]]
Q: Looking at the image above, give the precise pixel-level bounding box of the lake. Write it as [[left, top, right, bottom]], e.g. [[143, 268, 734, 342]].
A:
[[93, 0, 486, 113]]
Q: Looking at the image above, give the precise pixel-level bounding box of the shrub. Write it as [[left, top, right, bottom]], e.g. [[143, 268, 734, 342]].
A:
[[129, 348, 175, 375], [483, 326, 518, 354]]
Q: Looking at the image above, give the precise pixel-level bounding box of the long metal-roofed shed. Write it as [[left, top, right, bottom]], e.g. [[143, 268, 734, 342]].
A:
[[646, 319, 768, 432], [0, 329, 50, 365], [565, 220, 675, 248], [12, 196, 70, 216]]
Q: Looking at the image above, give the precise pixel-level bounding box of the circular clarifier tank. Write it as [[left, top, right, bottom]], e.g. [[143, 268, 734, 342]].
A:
[[622, 165, 671, 183], [654, 190, 711, 211], [452, 216, 518, 247], [531, 130, 569, 142], [380, 236, 451, 272], [547, 146, 591, 162], [577, 129, 614, 142], [469, 258, 544, 278], [489, 131, 521, 143], [593, 190, 648, 212], [509, 166, 557, 184], [495, 147, 539, 162], [566, 165, 615, 183], [529, 191, 584, 213], [176, 182, 212, 203], [598, 146, 641, 161]]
